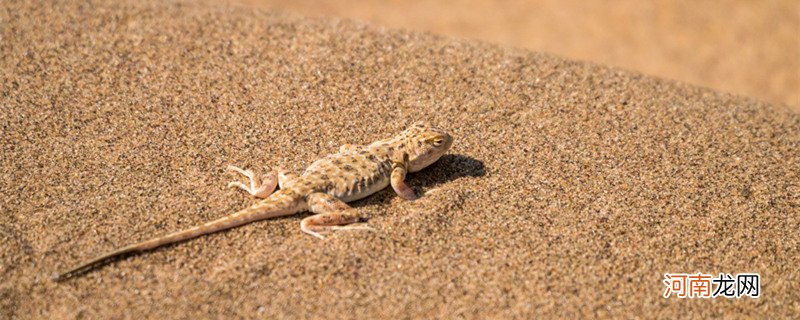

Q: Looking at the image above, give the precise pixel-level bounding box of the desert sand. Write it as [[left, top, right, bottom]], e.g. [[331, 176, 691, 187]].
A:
[[1, 0, 798, 318], [231, 0, 800, 109]]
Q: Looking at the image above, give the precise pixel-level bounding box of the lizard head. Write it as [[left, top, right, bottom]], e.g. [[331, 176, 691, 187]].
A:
[[401, 122, 453, 172]]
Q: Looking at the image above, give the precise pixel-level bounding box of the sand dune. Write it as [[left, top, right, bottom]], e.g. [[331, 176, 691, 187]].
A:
[[1, 0, 798, 318], [231, 0, 800, 108]]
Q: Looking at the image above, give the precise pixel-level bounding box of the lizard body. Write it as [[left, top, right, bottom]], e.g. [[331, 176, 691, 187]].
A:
[[55, 122, 453, 280]]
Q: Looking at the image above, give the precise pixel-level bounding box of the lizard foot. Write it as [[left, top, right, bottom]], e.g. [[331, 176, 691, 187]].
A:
[[226, 165, 278, 198], [302, 194, 376, 239], [303, 224, 375, 239], [331, 223, 375, 232]]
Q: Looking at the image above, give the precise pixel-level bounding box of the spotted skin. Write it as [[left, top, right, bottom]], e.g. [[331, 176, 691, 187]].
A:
[[55, 122, 453, 281]]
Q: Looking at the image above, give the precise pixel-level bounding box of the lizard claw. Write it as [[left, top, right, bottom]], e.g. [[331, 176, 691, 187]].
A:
[[331, 224, 375, 232], [226, 165, 254, 177], [307, 231, 326, 240], [397, 188, 419, 201], [227, 181, 247, 189]]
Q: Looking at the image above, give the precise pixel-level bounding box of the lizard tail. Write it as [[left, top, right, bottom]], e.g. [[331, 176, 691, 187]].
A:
[[54, 191, 301, 281]]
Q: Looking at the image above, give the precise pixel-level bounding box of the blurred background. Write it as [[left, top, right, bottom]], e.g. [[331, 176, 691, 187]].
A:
[[226, 0, 799, 109]]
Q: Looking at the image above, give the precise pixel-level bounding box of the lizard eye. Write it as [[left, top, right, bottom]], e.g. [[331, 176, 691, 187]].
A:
[[432, 138, 443, 146]]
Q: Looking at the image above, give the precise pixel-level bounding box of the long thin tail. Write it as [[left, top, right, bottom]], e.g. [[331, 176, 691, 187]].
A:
[[54, 191, 300, 281]]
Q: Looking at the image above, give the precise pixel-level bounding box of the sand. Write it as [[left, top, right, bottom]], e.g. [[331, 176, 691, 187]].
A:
[[231, 0, 800, 109], [1, 0, 798, 318]]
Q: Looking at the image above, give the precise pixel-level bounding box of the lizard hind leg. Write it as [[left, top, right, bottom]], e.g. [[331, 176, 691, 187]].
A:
[[301, 192, 374, 239], [276, 167, 297, 190], [226, 165, 278, 198]]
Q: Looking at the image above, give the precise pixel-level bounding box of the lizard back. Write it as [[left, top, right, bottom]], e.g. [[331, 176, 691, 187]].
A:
[[300, 147, 394, 202]]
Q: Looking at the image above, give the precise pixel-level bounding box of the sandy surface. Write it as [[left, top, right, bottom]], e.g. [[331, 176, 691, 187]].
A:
[[2, 0, 799, 318], [231, 0, 800, 109]]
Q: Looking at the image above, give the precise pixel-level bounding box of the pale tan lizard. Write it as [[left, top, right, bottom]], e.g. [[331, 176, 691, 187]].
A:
[[55, 122, 453, 280]]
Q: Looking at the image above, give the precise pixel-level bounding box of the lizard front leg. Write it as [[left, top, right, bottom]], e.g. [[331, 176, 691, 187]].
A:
[[390, 163, 418, 200], [301, 192, 373, 239], [226, 165, 278, 198]]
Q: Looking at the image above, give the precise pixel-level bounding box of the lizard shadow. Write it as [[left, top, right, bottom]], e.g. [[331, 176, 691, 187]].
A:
[[350, 153, 486, 208]]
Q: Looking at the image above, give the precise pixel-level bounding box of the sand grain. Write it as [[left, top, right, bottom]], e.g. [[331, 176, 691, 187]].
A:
[[1, 0, 798, 318]]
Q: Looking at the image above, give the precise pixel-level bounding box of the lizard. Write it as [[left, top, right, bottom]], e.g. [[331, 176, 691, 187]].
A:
[[54, 122, 453, 281]]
